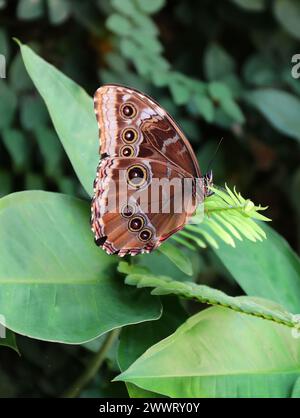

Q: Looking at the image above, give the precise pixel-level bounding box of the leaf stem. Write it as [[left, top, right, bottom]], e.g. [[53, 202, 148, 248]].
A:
[[61, 328, 120, 398]]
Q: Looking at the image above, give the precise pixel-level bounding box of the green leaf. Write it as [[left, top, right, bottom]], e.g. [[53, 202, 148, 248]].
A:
[[135, 0, 166, 14], [130, 29, 162, 54], [120, 38, 138, 59], [0, 170, 12, 197], [10, 53, 33, 92], [124, 272, 296, 328], [0, 191, 161, 343], [243, 54, 277, 86], [283, 68, 300, 96], [57, 176, 78, 195], [119, 297, 187, 370], [20, 96, 49, 130], [0, 82, 17, 129], [208, 81, 232, 101], [139, 247, 201, 282], [17, 0, 44, 20], [34, 126, 64, 178], [25, 173, 45, 190], [0, 0, 6, 9], [157, 242, 193, 276], [220, 73, 243, 98], [72, 2, 103, 36], [183, 185, 269, 250], [106, 13, 132, 35], [105, 52, 129, 74], [193, 95, 214, 123], [291, 377, 300, 398], [2, 129, 29, 172], [221, 97, 245, 123], [208, 82, 244, 122], [230, 0, 266, 11], [118, 297, 187, 397], [132, 54, 152, 77], [204, 43, 235, 81], [168, 76, 191, 105], [115, 306, 300, 398], [18, 42, 98, 196], [245, 89, 300, 141], [0, 329, 19, 355], [130, 10, 158, 35], [111, 0, 137, 16], [47, 0, 71, 25], [214, 223, 300, 313], [274, 0, 300, 40], [0, 28, 9, 63]]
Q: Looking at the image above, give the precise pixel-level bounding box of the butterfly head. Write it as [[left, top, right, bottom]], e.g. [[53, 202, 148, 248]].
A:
[[203, 170, 213, 197]]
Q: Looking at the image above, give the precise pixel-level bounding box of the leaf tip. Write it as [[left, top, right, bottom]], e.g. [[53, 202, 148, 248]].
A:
[[112, 372, 125, 383], [12, 37, 22, 47]]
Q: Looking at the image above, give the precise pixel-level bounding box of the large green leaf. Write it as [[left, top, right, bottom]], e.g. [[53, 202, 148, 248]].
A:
[[245, 89, 300, 141], [115, 306, 300, 398], [20, 96, 49, 130], [18, 41, 98, 196], [214, 223, 300, 313], [0, 191, 161, 343]]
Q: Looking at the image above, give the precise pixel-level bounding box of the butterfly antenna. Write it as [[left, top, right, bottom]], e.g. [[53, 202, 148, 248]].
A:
[[205, 137, 223, 173]]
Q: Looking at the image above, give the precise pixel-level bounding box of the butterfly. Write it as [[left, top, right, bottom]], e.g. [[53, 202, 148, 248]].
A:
[[91, 84, 213, 257]]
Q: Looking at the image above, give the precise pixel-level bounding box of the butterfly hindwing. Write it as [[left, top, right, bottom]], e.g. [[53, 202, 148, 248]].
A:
[[91, 157, 196, 256]]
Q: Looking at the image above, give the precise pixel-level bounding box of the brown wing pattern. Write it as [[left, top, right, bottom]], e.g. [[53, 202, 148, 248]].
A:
[[94, 84, 201, 178], [91, 84, 201, 256]]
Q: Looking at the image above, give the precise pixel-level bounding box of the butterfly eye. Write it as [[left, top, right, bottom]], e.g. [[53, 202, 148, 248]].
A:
[[128, 216, 144, 232], [121, 204, 135, 218], [139, 228, 153, 242], [127, 164, 147, 188], [120, 145, 135, 157], [121, 103, 136, 119], [122, 128, 138, 144]]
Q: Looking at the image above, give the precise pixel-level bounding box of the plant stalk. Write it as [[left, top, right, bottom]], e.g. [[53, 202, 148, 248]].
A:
[[61, 328, 120, 398]]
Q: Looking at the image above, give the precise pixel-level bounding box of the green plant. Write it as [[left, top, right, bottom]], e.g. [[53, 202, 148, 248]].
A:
[[0, 39, 299, 398], [1, 0, 300, 399]]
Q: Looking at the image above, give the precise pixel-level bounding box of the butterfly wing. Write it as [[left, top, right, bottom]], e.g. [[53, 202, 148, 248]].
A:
[[91, 84, 202, 256], [91, 157, 197, 256], [94, 84, 201, 178]]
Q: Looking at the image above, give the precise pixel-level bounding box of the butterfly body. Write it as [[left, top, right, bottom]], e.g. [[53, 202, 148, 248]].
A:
[[91, 84, 211, 256]]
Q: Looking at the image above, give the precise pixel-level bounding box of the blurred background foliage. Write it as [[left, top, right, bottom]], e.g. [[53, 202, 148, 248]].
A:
[[0, 0, 300, 397]]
